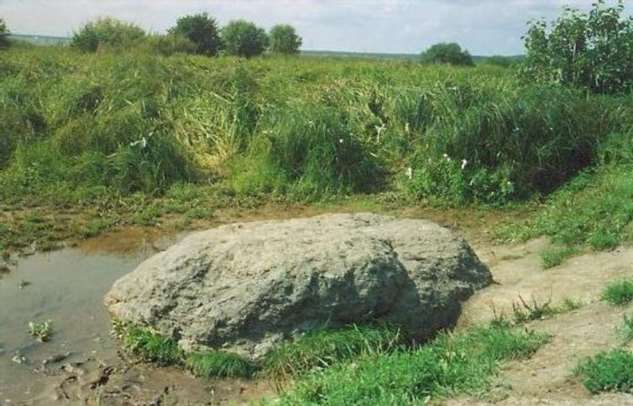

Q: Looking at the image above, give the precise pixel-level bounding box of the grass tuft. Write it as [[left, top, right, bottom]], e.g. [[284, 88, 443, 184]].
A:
[[575, 349, 633, 394], [278, 324, 549, 404], [186, 351, 257, 378], [540, 245, 579, 269], [602, 279, 633, 306], [120, 325, 183, 366], [617, 314, 633, 343], [263, 324, 406, 383]]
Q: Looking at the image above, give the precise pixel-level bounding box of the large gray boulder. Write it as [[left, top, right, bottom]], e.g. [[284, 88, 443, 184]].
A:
[[105, 213, 491, 360]]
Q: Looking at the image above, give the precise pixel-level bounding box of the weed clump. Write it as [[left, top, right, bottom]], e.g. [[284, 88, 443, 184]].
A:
[[541, 246, 579, 269], [28, 320, 53, 342], [602, 279, 633, 306], [575, 349, 633, 394]]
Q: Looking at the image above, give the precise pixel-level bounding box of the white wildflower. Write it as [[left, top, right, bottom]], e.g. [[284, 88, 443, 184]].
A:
[[130, 137, 148, 149], [339, 138, 344, 144], [406, 167, 413, 179], [461, 159, 468, 170]]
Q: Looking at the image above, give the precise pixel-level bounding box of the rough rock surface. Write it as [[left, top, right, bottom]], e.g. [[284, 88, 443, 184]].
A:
[[105, 213, 491, 360]]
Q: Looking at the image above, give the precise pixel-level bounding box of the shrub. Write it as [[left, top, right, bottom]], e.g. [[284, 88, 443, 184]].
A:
[[0, 18, 9, 49], [170, 13, 221, 56], [269, 24, 302, 55], [575, 349, 633, 393], [420, 42, 474, 66], [71, 17, 146, 52], [221, 20, 269, 58], [522, 1, 633, 94]]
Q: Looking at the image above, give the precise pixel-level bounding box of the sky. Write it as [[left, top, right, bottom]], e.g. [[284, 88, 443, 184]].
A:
[[1, 0, 632, 55]]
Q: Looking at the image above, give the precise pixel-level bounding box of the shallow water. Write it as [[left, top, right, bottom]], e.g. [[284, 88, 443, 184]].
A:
[[0, 248, 147, 403]]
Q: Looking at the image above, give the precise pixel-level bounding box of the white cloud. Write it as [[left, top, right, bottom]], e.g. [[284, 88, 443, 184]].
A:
[[1, 0, 632, 55]]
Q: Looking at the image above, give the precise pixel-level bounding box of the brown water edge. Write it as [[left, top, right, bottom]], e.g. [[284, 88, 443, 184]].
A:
[[0, 235, 273, 405]]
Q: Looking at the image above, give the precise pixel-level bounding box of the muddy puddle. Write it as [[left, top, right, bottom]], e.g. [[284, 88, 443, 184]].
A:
[[0, 247, 146, 403], [0, 232, 271, 406]]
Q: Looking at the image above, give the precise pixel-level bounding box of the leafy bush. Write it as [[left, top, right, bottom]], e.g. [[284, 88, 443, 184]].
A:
[[280, 324, 548, 405], [575, 349, 633, 394], [221, 20, 269, 58], [71, 17, 146, 52], [269, 24, 302, 55], [420, 42, 474, 66], [170, 13, 221, 56], [522, 1, 633, 94], [0, 18, 9, 49]]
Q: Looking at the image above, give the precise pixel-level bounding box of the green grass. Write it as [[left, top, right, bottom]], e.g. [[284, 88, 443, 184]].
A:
[[278, 324, 549, 405], [602, 279, 633, 306], [540, 245, 579, 269], [263, 324, 406, 383], [575, 349, 633, 394], [1, 46, 628, 208], [617, 314, 633, 343], [186, 351, 257, 378], [120, 325, 183, 366], [4, 45, 633, 254]]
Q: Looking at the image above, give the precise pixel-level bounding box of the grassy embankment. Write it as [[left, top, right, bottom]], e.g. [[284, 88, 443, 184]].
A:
[[3, 45, 633, 264]]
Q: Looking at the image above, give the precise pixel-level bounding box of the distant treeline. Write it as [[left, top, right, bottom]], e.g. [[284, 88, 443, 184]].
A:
[[7, 32, 523, 65]]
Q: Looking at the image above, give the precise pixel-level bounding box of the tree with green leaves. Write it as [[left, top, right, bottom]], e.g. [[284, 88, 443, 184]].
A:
[[269, 24, 302, 55], [522, 0, 633, 94], [170, 13, 221, 56], [420, 42, 474, 66], [71, 17, 146, 52], [0, 18, 9, 48], [221, 20, 269, 58]]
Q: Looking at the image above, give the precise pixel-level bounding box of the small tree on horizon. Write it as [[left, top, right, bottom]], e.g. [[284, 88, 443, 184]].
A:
[[522, 0, 633, 94], [420, 42, 474, 66], [0, 18, 10, 48], [170, 13, 221, 56], [221, 20, 269, 58], [71, 17, 146, 52], [269, 24, 302, 55]]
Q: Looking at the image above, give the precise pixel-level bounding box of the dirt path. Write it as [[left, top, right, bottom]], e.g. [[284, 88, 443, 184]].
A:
[[447, 239, 633, 405]]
